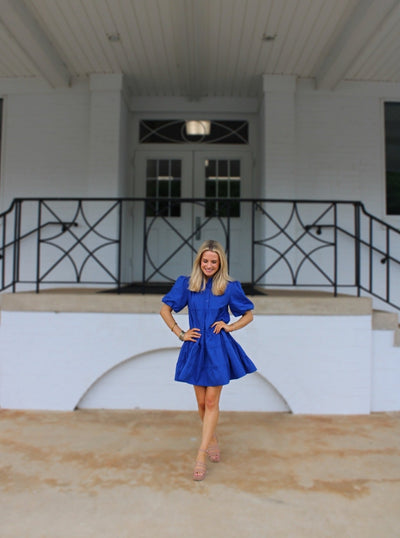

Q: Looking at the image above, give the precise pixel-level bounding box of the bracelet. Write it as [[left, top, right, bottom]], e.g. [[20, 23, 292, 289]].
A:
[[170, 322, 177, 332], [178, 330, 185, 341]]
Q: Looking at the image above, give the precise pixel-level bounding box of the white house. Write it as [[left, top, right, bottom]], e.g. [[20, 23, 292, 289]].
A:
[[0, 0, 399, 414]]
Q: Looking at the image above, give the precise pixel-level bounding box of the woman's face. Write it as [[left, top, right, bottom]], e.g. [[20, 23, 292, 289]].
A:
[[200, 250, 220, 279]]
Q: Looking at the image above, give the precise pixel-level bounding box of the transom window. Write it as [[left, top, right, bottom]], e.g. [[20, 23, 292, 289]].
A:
[[140, 120, 248, 144]]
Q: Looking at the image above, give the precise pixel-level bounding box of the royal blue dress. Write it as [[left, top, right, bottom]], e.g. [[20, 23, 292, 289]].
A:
[[162, 276, 257, 386]]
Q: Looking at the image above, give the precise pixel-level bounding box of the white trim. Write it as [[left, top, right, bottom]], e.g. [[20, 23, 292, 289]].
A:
[[129, 96, 259, 113]]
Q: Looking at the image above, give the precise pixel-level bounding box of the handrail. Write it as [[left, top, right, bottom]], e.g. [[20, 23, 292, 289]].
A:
[[0, 221, 77, 252], [0, 197, 399, 310], [359, 201, 400, 233]]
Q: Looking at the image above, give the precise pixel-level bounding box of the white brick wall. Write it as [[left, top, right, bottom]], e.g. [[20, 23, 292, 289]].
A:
[[0, 75, 129, 211], [259, 76, 399, 223], [1, 87, 90, 207], [295, 90, 383, 211], [0, 310, 375, 414], [372, 331, 400, 411]]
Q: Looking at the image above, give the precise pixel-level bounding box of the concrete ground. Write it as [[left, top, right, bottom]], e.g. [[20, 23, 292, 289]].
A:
[[1, 409, 400, 538]]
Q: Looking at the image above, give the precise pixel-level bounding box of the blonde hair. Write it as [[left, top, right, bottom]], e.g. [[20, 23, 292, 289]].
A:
[[189, 239, 231, 295]]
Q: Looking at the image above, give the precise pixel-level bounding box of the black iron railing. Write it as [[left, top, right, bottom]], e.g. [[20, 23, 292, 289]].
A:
[[0, 198, 399, 310]]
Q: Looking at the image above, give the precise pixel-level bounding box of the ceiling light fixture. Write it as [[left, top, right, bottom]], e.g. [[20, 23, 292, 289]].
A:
[[185, 120, 211, 136], [262, 33, 277, 42], [107, 32, 121, 42]]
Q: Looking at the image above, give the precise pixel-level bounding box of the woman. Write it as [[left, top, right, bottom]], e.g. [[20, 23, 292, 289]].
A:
[[160, 239, 256, 481]]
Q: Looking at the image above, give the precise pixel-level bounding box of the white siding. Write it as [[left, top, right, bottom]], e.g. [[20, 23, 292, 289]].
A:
[[1, 86, 90, 208], [0, 310, 375, 414]]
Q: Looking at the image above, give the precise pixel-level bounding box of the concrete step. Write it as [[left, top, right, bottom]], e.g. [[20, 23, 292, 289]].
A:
[[372, 310, 400, 347], [0, 288, 373, 316], [395, 326, 400, 347], [372, 310, 399, 330]]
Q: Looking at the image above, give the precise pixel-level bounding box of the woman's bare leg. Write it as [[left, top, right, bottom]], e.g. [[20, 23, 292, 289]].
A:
[[194, 385, 219, 444], [194, 385, 206, 421], [193, 385, 222, 471]]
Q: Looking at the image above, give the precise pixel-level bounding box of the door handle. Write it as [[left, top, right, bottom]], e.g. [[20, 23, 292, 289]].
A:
[[195, 216, 201, 240]]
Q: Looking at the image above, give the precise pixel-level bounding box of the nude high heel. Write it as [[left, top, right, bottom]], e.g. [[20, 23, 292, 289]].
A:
[[193, 449, 207, 481], [207, 438, 220, 463]]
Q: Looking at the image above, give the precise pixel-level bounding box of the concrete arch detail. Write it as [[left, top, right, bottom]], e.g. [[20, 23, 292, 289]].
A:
[[77, 348, 290, 412]]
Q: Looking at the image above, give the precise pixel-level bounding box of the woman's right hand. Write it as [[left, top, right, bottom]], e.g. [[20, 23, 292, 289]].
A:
[[183, 328, 201, 342]]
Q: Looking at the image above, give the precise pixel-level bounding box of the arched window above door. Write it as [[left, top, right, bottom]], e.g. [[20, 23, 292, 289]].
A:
[[139, 120, 249, 144]]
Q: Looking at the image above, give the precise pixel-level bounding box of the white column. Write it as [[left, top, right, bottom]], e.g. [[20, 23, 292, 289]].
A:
[[260, 74, 296, 198], [87, 74, 128, 196]]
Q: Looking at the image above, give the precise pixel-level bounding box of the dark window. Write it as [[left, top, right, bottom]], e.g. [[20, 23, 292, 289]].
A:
[[145, 159, 181, 217], [385, 102, 400, 215], [204, 159, 241, 217], [0, 99, 2, 184]]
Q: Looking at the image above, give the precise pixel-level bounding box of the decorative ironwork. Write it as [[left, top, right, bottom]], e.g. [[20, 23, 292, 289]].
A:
[[36, 200, 121, 289], [0, 197, 399, 310], [252, 202, 336, 287], [143, 199, 230, 282], [139, 120, 249, 144]]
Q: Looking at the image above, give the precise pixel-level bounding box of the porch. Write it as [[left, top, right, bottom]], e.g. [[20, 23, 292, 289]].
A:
[[1, 197, 399, 311], [1, 198, 400, 414]]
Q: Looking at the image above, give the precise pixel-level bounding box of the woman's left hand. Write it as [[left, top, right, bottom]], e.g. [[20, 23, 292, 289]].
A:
[[212, 321, 231, 334], [212, 311, 253, 334]]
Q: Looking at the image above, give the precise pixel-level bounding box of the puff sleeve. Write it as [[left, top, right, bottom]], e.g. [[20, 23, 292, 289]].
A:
[[228, 281, 254, 317], [162, 275, 190, 313]]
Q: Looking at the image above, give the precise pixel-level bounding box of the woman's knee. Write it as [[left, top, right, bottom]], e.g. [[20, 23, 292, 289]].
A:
[[197, 400, 206, 413], [194, 386, 206, 410], [204, 398, 218, 411], [204, 391, 221, 411]]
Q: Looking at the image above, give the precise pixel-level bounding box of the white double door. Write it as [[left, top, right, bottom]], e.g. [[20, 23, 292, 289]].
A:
[[132, 149, 253, 283]]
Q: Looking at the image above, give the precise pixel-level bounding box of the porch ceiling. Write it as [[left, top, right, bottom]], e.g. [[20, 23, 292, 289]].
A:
[[1, 0, 400, 97]]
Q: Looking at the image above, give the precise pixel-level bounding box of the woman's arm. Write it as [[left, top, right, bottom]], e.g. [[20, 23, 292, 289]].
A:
[[212, 310, 253, 334], [160, 303, 201, 342]]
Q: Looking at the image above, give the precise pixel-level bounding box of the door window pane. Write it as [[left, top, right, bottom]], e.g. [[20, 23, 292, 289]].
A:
[[170, 180, 181, 197], [218, 160, 228, 177], [204, 159, 241, 217], [230, 160, 240, 177], [230, 180, 240, 197], [170, 180, 181, 216], [158, 179, 169, 197], [206, 159, 216, 177], [159, 160, 169, 177], [171, 160, 181, 179], [218, 181, 228, 198], [205, 179, 216, 198], [145, 159, 182, 217]]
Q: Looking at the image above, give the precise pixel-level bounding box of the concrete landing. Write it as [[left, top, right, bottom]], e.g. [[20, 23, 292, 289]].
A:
[[1, 409, 399, 537], [0, 288, 372, 315]]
